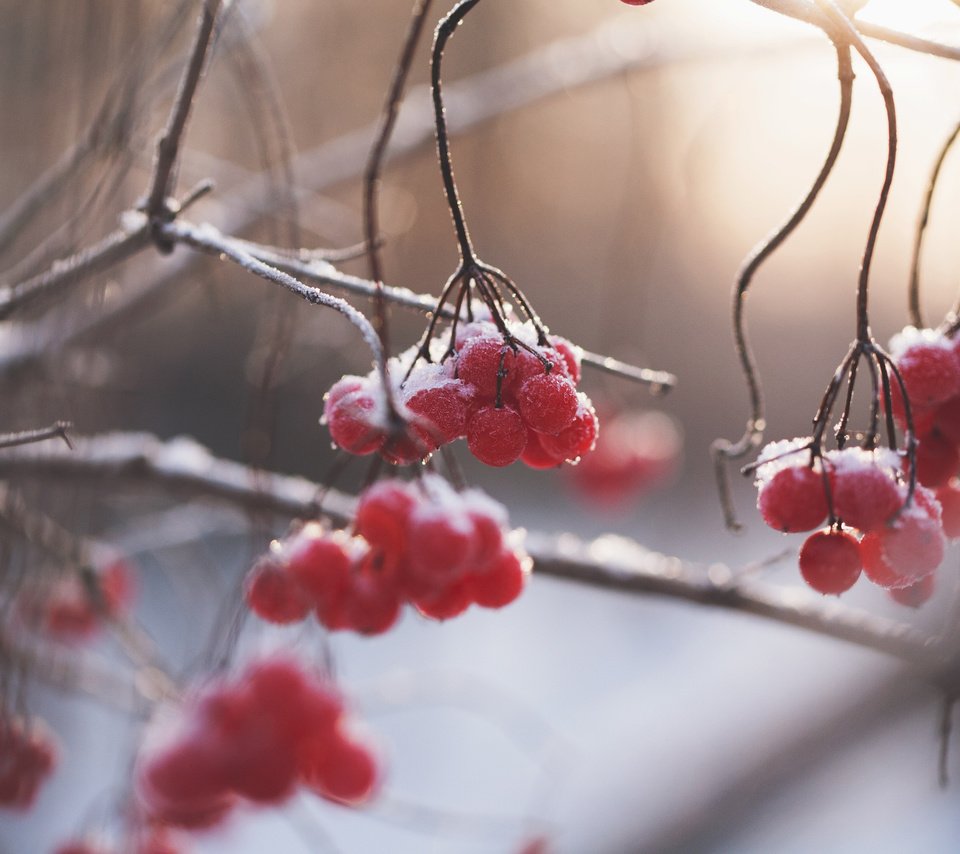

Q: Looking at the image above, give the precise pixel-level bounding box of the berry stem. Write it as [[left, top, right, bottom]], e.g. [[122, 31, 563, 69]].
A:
[[363, 0, 436, 424], [711, 39, 852, 532], [815, 0, 897, 345], [432, 0, 482, 264], [909, 114, 960, 330]]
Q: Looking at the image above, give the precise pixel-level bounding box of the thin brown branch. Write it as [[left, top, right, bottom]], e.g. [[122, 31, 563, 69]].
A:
[[0, 432, 936, 668], [0, 423, 72, 451], [144, 0, 222, 223], [0, 221, 151, 321]]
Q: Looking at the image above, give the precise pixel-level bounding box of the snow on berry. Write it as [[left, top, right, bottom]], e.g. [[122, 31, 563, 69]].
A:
[[756, 455, 827, 534], [798, 529, 862, 595], [134, 656, 379, 828], [826, 447, 902, 533], [0, 717, 58, 810], [322, 319, 596, 470], [888, 326, 960, 408], [243, 476, 528, 633], [888, 573, 936, 608]]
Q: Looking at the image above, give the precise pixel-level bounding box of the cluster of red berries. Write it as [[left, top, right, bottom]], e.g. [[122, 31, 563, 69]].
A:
[[245, 475, 529, 632], [570, 407, 681, 505], [323, 319, 597, 469], [755, 440, 950, 604], [17, 557, 135, 643], [0, 717, 57, 810], [887, 327, 960, 532], [135, 656, 379, 830]]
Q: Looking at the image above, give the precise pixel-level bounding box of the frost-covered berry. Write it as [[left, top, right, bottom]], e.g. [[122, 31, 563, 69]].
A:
[[828, 448, 901, 532], [539, 395, 599, 462], [516, 373, 578, 435], [325, 388, 385, 455], [936, 480, 960, 539], [798, 529, 861, 595], [244, 559, 310, 625], [889, 573, 935, 608], [466, 405, 527, 467], [457, 336, 516, 398], [889, 326, 960, 408], [757, 464, 827, 533], [471, 549, 528, 608]]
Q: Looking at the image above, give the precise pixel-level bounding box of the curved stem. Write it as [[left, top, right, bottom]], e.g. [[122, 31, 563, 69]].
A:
[[711, 40, 852, 531], [364, 0, 435, 418], [909, 114, 960, 329], [432, 0, 482, 262], [816, 1, 897, 344]]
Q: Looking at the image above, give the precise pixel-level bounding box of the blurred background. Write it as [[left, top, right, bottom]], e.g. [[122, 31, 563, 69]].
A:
[[2, 0, 960, 851]]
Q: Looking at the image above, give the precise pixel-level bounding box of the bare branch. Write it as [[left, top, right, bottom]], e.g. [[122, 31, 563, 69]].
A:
[[0, 432, 936, 667], [144, 0, 223, 223], [0, 220, 151, 320]]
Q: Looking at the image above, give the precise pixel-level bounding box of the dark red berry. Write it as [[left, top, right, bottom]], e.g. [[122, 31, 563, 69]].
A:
[[517, 373, 578, 435], [244, 559, 310, 625], [798, 529, 861, 595], [757, 464, 828, 533], [466, 405, 527, 467]]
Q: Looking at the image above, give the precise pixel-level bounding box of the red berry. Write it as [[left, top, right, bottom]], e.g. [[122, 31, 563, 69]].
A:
[[860, 531, 905, 589], [457, 336, 516, 399], [407, 505, 476, 582], [355, 481, 416, 553], [912, 429, 959, 488], [285, 529, 354, 625], [889, 573, 935, 608], [471, 549, 527, 608], [520, 428, 565, 469], [539, 396, 599, 463], [550, 335, 582, 385], [798, 529, 861, 595], [244, 559, 310, 625], [379, 429, 430, 466], [343, 553, 403, 635], [517, 373, 578, 435], [302, 731, 379, 806], [892, 333, 960, 407], [936, 480, 960, 538], [757, 464, 828, 533], [881, 506, 945, 582], [413, 578, 474, 620], [466, 405, 527, 467], [405, 381, 471, 446], [828, 450, 901, 532], [0, 718, 57, 809], [325, 389, 385, 455], [933, 394, 960, 444]]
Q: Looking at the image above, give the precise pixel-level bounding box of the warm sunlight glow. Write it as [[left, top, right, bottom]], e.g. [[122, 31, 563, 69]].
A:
[[859, 0, 955, 29]]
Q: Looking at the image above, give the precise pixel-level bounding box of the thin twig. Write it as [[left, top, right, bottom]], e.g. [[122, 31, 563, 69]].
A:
[[711, 40, 853, 531], [162, 218, 384, 368], [909, 114, 960, 329], [364, 0, 435, 373], [0, 423, 72, 451], [0, 431, 937, 668], [144, 0, 223, 225], [0, 221, 151, 320]]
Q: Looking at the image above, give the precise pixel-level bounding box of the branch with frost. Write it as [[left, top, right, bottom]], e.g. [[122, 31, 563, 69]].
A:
[[0, 431, 938, 668]]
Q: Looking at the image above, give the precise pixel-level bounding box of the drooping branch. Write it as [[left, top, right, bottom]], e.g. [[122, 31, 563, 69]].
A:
[[0, 432, 937, 668]]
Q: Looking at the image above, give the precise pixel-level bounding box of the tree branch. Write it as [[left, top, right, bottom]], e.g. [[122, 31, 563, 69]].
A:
[[0, 432, 937, 668]]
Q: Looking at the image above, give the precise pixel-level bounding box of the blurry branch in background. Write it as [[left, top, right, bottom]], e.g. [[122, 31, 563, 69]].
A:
[[0, 432, 940, 670]]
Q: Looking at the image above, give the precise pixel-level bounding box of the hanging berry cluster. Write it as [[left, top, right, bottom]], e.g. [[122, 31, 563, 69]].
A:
[[134, 656, 379, 830], [245, 474, 529, 632], [16, 557, 136, 644], [323, 317, 596, 469], [0, 716, 57, 810], [754, 437, 950, 604]]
